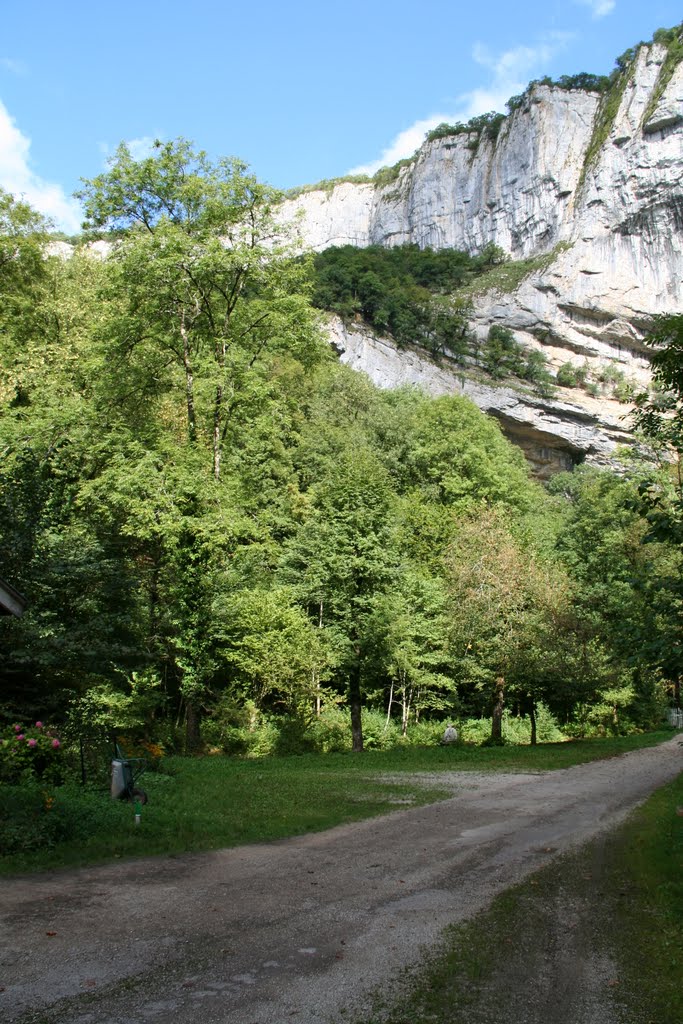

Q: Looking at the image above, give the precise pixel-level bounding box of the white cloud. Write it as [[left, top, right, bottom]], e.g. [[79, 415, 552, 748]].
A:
[[0, 100, 82, 232], [99, 135, 162, 165], [0, 58, 28, 76], [125, 136, 159, 161], [348, 34, 574, 177], [574, 0, 615, 18]]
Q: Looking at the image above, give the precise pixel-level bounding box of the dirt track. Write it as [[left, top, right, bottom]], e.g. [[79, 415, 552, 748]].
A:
[[2, 738, 681, 1024]]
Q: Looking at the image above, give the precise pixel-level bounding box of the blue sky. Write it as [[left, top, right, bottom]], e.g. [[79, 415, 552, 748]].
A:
[[0, 0, 680, 232]]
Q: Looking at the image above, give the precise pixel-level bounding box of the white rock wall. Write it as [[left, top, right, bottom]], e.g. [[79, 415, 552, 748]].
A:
[[282, 41, 683, 347], [329, 315, 634, 477], [281, 40, 683, 470]]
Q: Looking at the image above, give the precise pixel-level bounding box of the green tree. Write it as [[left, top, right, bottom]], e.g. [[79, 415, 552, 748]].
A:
[[405, 394, 536, 513], [633, 314, 683, 518], [549, 467, 669, 729], [627, 315, 683, 707], [366, 571, 453, 734], [77, 139, 322, 480], [445, 510, 567, 742], [281, 447, 398, 751], [214, 587, 331, 717], [0, 189, 50, 386]]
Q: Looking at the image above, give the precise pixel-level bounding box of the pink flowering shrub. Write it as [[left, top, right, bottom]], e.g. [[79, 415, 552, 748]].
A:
[[0, 721, 63, 784]]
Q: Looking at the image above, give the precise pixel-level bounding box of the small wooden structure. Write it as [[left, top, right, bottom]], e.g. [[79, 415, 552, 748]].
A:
[[0, 576, 27, 617]]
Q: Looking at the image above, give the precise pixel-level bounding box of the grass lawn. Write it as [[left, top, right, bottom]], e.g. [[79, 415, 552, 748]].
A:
[[0, 729, 675, 875]]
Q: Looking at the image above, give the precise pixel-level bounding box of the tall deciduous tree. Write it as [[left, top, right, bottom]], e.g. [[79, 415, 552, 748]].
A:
[[366, 571, 453, 734], [281, 446, 397, 751], [77, 139, 322, 480], [72, 140, 325, 744], [445, 510, 566, 742]]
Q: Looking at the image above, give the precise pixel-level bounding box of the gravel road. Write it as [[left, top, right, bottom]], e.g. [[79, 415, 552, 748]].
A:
[[2, 737, 681, 1024]]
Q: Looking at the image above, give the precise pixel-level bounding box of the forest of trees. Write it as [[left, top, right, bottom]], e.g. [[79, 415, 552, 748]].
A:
[[1, 140, 682, 757], [311, 241, 501, 357]]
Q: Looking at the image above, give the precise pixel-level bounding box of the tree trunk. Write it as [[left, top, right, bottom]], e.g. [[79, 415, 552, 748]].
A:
[[314, 669, 321, 717], [491, 676, 505, 744], [385, 679, 394, 729], [315, 599, 324, 717], [529, 700, 537, 746], [398, 670, 409, 736], [401, 681, 411, 737], [349, 661, 364, 753]]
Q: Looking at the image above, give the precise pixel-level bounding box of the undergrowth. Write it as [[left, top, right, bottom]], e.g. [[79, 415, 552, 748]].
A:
[[453, 243, 572, 299]]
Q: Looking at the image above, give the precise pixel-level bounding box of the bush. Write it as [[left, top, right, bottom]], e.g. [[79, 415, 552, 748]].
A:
[[523, 350, 556, 397], [482, 324, 524, 379], [203, 698, 279, 757], [274, 717, 319, 756], [557, 362, 578, 387], [613, 378, 635, 403], [0, 721, 63, 784], [460, 707, 565, 745], [399, 720, 451, 746], [305, 705, 351, 753], [556, 362, 590, 389], [460, 717, 494, 744], [361, 709, 401, 750], [0, 782, 128, 856]]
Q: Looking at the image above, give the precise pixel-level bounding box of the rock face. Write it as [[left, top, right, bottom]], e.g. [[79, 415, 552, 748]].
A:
[[329, 317, 634, 480], [282, 39, 683, 472]]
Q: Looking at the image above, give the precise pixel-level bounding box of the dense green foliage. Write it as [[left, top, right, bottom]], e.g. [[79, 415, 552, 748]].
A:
[[480, 325, 555, 395], [311, 246, 562, 396], [0, 141, 680, 772], [310, 242, 511, 360], [628, 314, 683, 695]]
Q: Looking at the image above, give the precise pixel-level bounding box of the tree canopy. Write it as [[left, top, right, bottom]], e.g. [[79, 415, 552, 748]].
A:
[[0, 158, 679, 752]]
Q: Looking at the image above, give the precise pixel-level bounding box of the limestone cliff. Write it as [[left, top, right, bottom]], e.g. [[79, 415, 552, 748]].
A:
[[281, 36, 683, 471]]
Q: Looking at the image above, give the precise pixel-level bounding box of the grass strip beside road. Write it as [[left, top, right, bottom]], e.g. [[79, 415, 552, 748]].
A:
[[353, 768, 683, 1024], [0, 729, 675, 875]]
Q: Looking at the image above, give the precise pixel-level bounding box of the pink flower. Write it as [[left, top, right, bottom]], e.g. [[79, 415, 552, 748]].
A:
[[17, 734, 24, 740], [51, 739, 60, 749], [14, 724, 21, 732], [35, 721, 43, 729], [27, 738, 37, 748]]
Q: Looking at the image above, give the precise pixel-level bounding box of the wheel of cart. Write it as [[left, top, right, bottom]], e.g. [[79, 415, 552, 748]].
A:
[[110, 740, 148, 804]]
